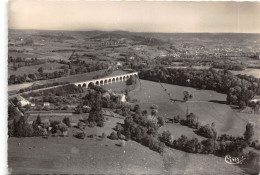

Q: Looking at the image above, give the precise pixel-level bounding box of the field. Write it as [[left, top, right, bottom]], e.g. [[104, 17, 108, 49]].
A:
[[8, 116, 165, 174], [8, 114, 247, 175], [8, 62, 65, 76], [231, 68, 260, 78], [127, 80, 259, 174], [129, 80, 259, 140]]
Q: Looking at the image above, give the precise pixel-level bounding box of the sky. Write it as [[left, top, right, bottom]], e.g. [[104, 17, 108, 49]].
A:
[[8, 0, 260, 33]]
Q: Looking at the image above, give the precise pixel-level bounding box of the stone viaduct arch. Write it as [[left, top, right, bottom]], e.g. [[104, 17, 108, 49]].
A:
[[75, 72, 138, 88]]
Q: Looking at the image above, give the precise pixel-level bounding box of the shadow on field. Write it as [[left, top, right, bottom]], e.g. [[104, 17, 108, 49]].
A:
[[208, 100, 227, 105], [170, 99, 184, 103]]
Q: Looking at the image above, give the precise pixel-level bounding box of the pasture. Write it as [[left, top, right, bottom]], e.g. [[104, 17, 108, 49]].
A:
[[129, 80, 260, 142], [8, 116, 165, 174], [231, 68, 260, 78], [8, 62, 65, 76]]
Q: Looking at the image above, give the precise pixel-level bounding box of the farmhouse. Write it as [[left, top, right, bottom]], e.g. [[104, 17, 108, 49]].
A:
[[116, 62, 122, 66], [249, 98, 260, 104], [117, 94, 126, 102], [15, 95, 31, 107], [43, 102, 50, 106]]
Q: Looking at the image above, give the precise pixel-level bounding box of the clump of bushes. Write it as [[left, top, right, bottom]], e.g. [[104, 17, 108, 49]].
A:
[[51, 122, 68, 137], [62, 117, 71, 127], [121, 112, 165, 153], [183, 91, 193, 102], [115, 123, 124, 132], [141, 135, 165, 153], [88, 110, 104, 127], [251, 140, 260, 150], [180, 113, 200, 129], [74, 132, 86, 139], [118, 140, 126, 147], [77, 121, 86, 130], [173, 115, 181, 123], [109, 131, 118, 140], [195, 124, 217, 139]]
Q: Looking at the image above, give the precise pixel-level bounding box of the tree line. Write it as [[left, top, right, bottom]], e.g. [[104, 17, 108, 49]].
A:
[[139, 67, 260, 108]]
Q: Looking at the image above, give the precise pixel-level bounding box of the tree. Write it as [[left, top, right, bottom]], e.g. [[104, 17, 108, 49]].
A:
[[185, 138, 200, 153], [185, 113, 198, 128], [117, 131, 122, 139], [175, 135, 189, 149], [151, 109, 158, 116], [62, 117, 71, 127], [201, 139, 216, 154], [109, 131, 118, 140], [8, 105, 20, 120], [38, 67, 44, 74], [174, 115, 181, 123], [75, 132, 86, 139], [183, 91, 193, 102], [244, 123, 254, 144], [125, 128, 131, 140], [157, 116, 165, 126], [115, 124, 123, 132], [14, 115, 34, 137], [160, 130, 174, 146], [36, 115, 42, 126], [134, 104, 141, 115], [196, 124, 216, 139]]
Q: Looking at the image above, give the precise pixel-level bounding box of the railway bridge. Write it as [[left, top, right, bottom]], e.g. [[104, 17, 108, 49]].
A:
[[74, 72, 138, 88]]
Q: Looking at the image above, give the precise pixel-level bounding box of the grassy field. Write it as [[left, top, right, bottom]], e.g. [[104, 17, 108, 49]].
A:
[[8, 115, 248, 175], [231, 68, 260, 78], [129, 80, 259, 140], [8, 116, 165, 174], [162, 147, 244, 175], [8, 62, 65, 76], [129, 80, 226, 103], [127, 80, 260, 174]]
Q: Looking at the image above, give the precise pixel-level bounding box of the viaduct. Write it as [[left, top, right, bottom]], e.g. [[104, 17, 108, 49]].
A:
[[74, 72, 138, 88]]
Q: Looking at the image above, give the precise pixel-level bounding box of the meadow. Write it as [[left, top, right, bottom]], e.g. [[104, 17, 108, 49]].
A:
[[231, 68, 260, 78], [129, 80, 260, 141], [8, 62, 65, 76], [8, 116, 165, 174]]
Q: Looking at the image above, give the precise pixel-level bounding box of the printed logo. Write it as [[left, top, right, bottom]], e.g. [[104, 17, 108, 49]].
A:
[[225, 155, 246, 165]]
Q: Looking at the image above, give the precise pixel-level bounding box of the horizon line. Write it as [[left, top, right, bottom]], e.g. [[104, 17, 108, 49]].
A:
[[8, 28, 260, 35]]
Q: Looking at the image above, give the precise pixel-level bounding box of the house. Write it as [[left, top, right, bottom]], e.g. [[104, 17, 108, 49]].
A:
[[116, 62, 122, 66], [118, 94, 126, 102], [113, 93, 126, 102], [15, 95, 31, 107], [43, 102, 50, 106], [249, 99, 260, 103]]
